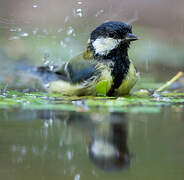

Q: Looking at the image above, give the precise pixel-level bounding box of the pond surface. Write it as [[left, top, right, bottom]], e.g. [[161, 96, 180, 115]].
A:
[[0, 106, 184, 180]]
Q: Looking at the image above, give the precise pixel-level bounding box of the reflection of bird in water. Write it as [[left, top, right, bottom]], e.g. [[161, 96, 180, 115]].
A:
[[35, 110, 130, 172], [88, 113, 130, 172]]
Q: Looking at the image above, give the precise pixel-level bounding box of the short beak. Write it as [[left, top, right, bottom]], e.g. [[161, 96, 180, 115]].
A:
[[125, 33, 139, 41]]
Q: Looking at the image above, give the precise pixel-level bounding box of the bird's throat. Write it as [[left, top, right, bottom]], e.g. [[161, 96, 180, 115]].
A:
[[107, 47, 130, 96]]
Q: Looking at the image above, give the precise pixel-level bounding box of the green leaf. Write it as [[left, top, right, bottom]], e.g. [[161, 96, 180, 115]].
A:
[[96, 80, 108, 96]]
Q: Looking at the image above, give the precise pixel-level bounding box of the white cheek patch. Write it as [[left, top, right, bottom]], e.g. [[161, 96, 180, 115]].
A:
[[92, 37, 121, 55]]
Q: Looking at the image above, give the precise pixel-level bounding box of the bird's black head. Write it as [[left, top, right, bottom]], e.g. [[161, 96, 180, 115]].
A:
[[89, 21, 138, 57]]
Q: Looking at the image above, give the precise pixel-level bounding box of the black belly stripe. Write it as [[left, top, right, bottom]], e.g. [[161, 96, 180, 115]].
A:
[[107, 56, 130, 96]]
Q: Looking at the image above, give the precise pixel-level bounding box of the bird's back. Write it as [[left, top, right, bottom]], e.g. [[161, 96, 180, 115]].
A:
[[48, 53, 113, 96]]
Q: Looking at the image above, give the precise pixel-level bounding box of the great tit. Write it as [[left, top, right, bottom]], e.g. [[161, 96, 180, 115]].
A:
[[37, 21, 139, 96]]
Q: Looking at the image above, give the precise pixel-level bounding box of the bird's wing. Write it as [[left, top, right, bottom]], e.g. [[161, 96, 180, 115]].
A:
[[54, 53, 97, 84]]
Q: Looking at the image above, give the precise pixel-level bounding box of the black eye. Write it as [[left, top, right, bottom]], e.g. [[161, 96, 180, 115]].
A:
[[109, 32, 115, 38]]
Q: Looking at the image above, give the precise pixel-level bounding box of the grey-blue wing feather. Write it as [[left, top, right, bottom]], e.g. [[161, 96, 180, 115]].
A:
[[55, 60, 97, 84]]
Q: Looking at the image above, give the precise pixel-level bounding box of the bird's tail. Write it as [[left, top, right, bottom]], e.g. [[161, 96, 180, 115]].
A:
[[15, 62, 60, 85], [34, 65, 60, 83]]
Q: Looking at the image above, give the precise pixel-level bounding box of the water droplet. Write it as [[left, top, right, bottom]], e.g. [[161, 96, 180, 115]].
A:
[[20, 32, 29, 37], [44, 121, 49, 128], [76, 8, 82, 12], [74, 174, 80, 180], [67, 151, 73, 160], [21, 146, 27, 155], [60, 41, 67, 48], [17, 28, 22, 32], [10, 28, 17, 32], [9, 36, 20, 40], [33, 4, 38, 8], [76, 8, 83, 17], [44, 60, 50, 65], [77, 0, 82, 4], [73, 9, 83, 17], [32, 28, 39, 35], [49, 118, 53, 126], [9, 28, 22, 33], [43, 53, 50, 65], [64, 16, 70, 23], [95, 9, 104, 17], [67, 26, 74, 35]]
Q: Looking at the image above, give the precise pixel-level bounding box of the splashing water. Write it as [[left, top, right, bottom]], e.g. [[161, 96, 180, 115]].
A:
[[60, 41, 67, 48], [0, 17, 21, 26], [33, 4, 38, 8], [64, 16, 70, 23], [95, 9, 104, 17], [43, 53, 51, 65], [9, 36, 20, 40], [32, 27, 39, 35], [66, 26, 74, 35], [73, 1, 84, 18], [10, 28, 22, 32], [32, 1, 39, 8], [20, 32, 29, 37], [73, 9, 83, 17], [9, 27, 29, 40], [76, 8, 83, 17], [9, 28, 17, 32]]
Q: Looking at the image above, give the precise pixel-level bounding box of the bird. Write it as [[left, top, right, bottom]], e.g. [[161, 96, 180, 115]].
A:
[[37, 21, 139, 96]]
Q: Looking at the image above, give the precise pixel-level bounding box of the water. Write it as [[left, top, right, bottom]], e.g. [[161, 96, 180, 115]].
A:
[[0, 3, 184, 179], [0, 107, 183, 180]]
